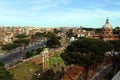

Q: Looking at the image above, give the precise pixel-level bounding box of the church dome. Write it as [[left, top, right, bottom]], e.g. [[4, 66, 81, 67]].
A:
[[102, 18, 113, 30]]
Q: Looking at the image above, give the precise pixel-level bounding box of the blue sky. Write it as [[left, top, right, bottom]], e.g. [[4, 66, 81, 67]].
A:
[[0, 0, 120, 28]]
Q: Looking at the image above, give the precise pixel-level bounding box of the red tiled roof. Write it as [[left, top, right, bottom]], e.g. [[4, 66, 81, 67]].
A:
[[61, 65, 84, 80]]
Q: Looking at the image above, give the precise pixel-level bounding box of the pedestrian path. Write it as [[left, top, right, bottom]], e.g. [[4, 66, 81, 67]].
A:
[[112, 70, 120, 80], [90, 64, 113, 80]]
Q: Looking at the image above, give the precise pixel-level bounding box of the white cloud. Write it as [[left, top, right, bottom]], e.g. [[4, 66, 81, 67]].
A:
[[30, 2, 57, 10], [0, 0, 120, 27]]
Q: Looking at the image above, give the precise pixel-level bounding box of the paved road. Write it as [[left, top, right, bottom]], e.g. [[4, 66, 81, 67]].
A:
[[91, 64, 113, 80], [0, 40, 46, 68]]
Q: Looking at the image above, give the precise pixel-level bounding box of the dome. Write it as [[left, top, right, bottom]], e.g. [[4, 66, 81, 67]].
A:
[[102, 18, 113, 30]]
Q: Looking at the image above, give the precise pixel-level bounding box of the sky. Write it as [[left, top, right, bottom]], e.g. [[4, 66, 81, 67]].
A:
[[0, 0, 120, 28]]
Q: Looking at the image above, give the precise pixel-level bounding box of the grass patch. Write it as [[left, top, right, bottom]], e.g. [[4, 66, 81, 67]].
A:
[[49, 53, 65, 71], [9, 60, 42, 80]]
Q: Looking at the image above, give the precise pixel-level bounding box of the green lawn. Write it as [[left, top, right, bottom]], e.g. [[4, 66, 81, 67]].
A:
[[49, 53, 65, 71], [9, 51, 65, 80], [9, 60, 42, 80]]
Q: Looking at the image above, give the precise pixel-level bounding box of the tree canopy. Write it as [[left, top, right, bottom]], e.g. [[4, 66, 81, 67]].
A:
[[44, 32, 56, 38], [53, 28, 60, 34], [0, 62, 13, 80], [0, 67, 13, 80], [0, 61, 4, 67], [15, 34, 27, 39], [46, 36, 61, 48], [61, 38, 113, 66], [25, 51, 35, 58], [13, 38, 30, 46], [109, 40, 120, 52], [34, 32, 45, 38], [36, 48, 44, 54], [1, 43, 20, 51], [113, 26, 120, 34]]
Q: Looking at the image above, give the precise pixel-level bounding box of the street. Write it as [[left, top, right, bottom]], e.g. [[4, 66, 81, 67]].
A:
[[91, 64, 113, 80], [0, 40, 46, 68]]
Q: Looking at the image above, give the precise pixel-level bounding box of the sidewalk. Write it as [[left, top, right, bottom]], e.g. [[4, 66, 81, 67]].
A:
[[90, 64, 113, 80]]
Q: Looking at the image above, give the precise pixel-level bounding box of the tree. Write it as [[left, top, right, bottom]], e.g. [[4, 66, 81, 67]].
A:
[[94, 28, 102, 33], [82, 28, 94, 31], [15, 34, 27, 39], [38, 69, 55, 80], [14, 33, 30, 50], [1, 43, 20, 54], [14, 38, 30, 49], [113, 26, 120, 34], [36, 48, 44, 54], [32, 32, 45, 40], [53, 28, 60, 34], [44, 32, 56, 38], [0, 67, 13, 80], [31, 32, 47, 42], [61, 38, 113, 79], [111, 53, 120, 74], [1, 43, 19, 51], [0, 62, 13, 80], [25, 51, 35, 58], [66, 32, 74, 38], [61, 38, 113, 68], [109, 40, 120, 52], [0, 61, 4, 67], [46, 36, 61, 48], [109, 40, 120, 74]]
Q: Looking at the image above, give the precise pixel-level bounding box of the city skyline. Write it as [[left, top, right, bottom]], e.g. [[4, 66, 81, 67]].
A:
[[0, 0, 120, 28]]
